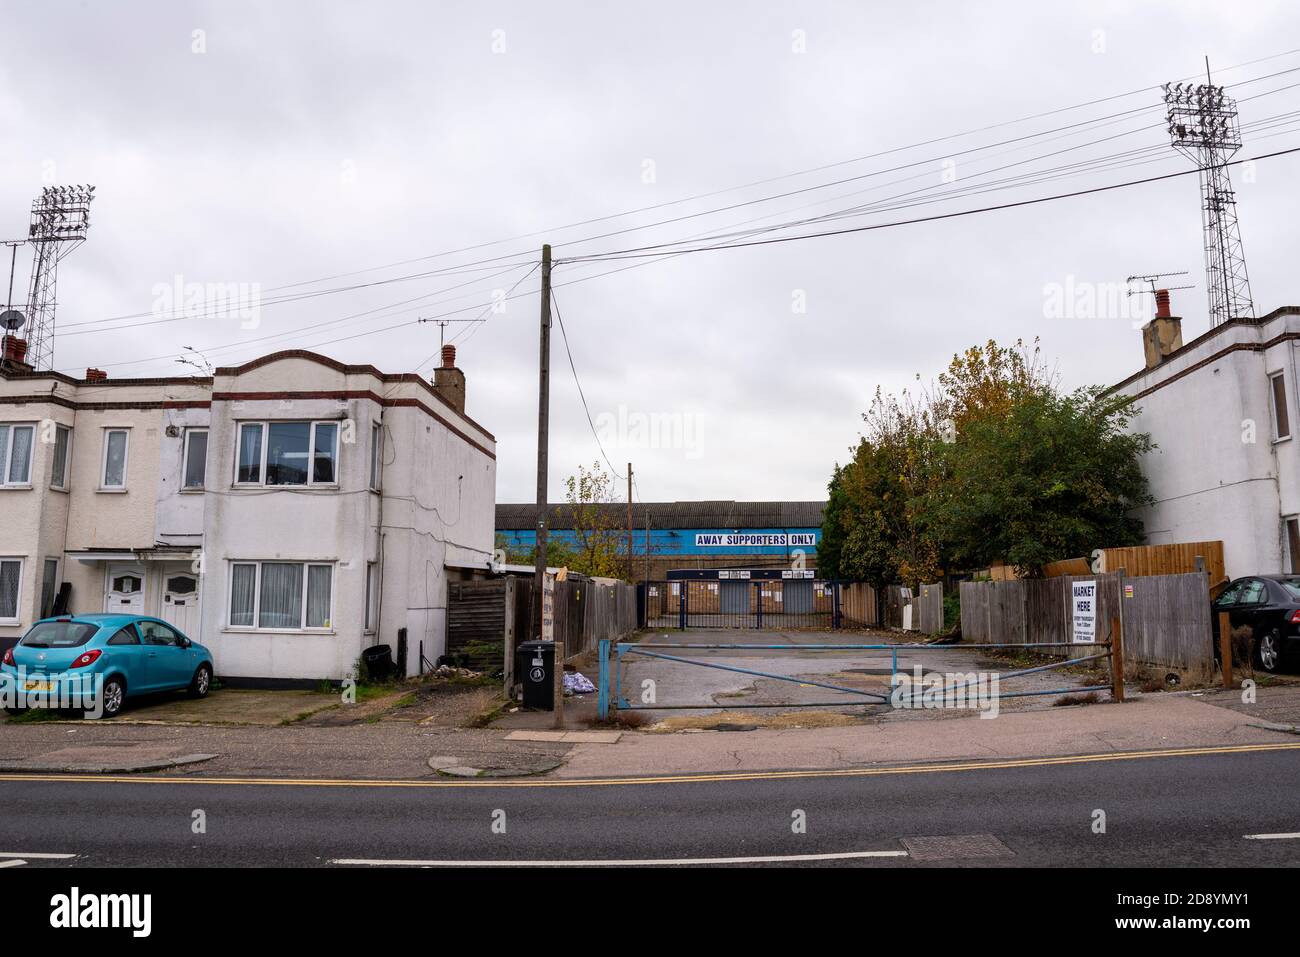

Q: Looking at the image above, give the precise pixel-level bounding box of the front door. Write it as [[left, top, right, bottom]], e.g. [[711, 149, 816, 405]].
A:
[[105, 566, 145, 615], [159, 572, 199, 635]]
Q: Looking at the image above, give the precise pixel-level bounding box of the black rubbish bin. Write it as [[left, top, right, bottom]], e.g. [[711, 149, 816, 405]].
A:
[[516, 640, 555, 710], [361, 643, 395, 680]]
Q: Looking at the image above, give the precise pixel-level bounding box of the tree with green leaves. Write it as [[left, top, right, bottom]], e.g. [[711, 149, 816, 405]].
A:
[[821, 339, 1153, 583]]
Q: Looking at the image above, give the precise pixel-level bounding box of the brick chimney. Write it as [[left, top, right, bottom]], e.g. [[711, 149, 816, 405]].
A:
[[0, 335, 32, 373], [1141, 289, 1184, 369], [85, 367, 108, 382], [432, 344, 466, 414]]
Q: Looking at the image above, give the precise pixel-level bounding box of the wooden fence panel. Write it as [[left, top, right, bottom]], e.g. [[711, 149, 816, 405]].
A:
[[1100, 541, 1225, 584], [839, 582, 877, 627], [959, 581, 989, 642], [917, 582, 944, 634], [1121, 572, 1213, 677]]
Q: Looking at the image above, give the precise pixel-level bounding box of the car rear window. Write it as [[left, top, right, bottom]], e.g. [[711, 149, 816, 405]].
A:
[[1281, 579, 1300, 601], [19, 621, 99, 648]]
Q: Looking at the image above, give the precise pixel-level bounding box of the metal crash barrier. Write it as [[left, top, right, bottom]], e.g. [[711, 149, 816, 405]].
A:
[[596, 631, 1125, 721]]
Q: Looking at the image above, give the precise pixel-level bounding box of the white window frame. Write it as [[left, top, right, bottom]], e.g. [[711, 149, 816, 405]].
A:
[[369, 422, 383, 491], [50, 424, 71, 490], [1270, 370, 1292, 441], [0, 422, 35, 487], [182, 428, 208, 490], [0, 557, 23, 624], [234, 420, 340, 488], [100, 428, 130, 490], [40, 557, 60, 619], [1286, 515, 1300, 576], [226, 560, 335, 633]]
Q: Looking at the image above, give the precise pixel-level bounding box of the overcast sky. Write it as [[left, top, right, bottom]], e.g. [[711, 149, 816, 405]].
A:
[[3, 1, 1298, 505]]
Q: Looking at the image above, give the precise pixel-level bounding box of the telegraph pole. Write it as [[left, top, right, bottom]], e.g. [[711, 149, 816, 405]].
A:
[[532, 245, 560, 724], [626, 462, 634, 580]]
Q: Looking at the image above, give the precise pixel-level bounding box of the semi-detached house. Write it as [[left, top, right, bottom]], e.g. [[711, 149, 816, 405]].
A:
[[0, 340, 495, 683]]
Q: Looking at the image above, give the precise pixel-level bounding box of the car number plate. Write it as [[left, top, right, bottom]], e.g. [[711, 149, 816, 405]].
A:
[[24, 678, 52, 693]]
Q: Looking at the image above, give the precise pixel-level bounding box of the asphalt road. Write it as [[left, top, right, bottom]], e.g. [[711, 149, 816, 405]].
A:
[[1, 746, 1298, 867]]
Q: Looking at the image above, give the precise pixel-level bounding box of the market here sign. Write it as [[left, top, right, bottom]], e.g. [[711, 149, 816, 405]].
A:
[[694, 533, 816, 548]]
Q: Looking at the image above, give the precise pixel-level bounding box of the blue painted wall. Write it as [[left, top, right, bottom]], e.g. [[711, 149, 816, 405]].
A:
[[497, 526, 821, 557]]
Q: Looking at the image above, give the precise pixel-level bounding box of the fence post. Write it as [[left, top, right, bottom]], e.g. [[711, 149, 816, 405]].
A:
[[756, 581, 764, 629], [678, 584, 686, 630], [597, 639, 610, 721], [1110, 614, 1125, 702], [1218, 611, 1233, 688], [832, 578, 841, 629]]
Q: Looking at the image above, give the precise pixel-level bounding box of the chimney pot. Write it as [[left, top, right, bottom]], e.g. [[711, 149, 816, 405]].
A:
[[1155, 288, 1172, 318], [441, 344, 457, 369], [1, 335, 28, 365], [85, 367, 108, 381]]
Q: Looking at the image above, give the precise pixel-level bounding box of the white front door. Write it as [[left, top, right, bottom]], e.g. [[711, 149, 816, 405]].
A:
[[159, 571, 200, 636], [105, 565, 145, 615]]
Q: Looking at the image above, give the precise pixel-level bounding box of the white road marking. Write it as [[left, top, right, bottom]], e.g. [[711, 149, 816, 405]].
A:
[[0, 860, 26, 868], [332, 849, 908, 867], [0, 851, 76, 859], [1243, 832, 1300, 840]]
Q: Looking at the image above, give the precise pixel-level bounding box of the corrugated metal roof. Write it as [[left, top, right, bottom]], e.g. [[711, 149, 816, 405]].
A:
[[496, 500, 826, 530]]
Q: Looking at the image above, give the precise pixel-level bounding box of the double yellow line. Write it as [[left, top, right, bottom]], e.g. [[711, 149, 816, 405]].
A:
[[0, 741, 1296, 789]]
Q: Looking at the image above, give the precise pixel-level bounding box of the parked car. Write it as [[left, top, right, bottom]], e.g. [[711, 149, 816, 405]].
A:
[[1, 614, 214, 719], [1209, 575, 1300, 673]]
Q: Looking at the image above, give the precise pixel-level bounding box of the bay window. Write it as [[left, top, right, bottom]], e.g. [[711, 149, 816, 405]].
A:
[[0, 558, 22, 622], [228, 561, 334, 631], [236, 421, 338, 486], [0, 423, 34, 486], [50, 425, 70, 489]]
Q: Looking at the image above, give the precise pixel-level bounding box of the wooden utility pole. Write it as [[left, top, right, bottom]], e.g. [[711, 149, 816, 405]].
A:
[[626, 462, 633, 580], [533, 243, 552, 637], [532, 244, 564, 725]]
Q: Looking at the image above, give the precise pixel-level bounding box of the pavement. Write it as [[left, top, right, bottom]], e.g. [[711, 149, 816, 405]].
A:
[[0, 684, 1294, 780], [2, 744, 1299, 867]]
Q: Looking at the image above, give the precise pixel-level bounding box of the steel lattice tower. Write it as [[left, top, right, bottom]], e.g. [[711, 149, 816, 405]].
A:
[[24, 185, 95, 370], [1163, 79, 1253, 326]]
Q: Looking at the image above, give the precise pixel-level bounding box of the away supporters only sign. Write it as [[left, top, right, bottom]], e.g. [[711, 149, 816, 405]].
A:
[[694, 533, 816, 547]]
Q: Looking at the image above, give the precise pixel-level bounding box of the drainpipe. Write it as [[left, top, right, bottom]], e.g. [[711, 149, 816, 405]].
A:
[[375, 410, 387, 671]]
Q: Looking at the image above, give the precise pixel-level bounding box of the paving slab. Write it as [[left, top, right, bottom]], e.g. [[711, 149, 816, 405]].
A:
[[0, 744, 217, 774]]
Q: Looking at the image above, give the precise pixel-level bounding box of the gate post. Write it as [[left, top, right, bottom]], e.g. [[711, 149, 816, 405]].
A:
[[678, 583, 687, 630], [756, 580, 764, 629], [1110, 615, 1125, 702], [832, 578, 841, 629], [597, 639, 610, 721]]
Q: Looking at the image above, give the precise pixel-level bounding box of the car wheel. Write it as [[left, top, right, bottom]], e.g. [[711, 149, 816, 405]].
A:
[[95, 677, 126, 719], [188, 664, 212, 699], [1255, 628, 1283, 673]]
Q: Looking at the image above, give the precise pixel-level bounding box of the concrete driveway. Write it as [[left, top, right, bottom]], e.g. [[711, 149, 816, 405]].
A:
[[610, 629, 1106, 729]]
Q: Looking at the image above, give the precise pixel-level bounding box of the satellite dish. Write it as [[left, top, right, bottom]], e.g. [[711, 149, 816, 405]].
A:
[[0, 310, 25, 332]]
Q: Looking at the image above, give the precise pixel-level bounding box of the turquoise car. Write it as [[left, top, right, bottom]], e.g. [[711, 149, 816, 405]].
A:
[[1, 614, 214, 719]]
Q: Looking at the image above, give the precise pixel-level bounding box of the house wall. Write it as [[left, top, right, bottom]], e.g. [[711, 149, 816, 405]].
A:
[[1, 350, 497, 681], [1114, 308, 1300, 579]]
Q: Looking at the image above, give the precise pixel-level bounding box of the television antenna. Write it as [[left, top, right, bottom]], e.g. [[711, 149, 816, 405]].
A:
[[415, 315, 485, 347], [1125, 270, 1195, 299]]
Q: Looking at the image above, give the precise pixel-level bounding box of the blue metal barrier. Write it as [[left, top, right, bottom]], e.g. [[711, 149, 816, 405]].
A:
[[597, 639, 1115, 721]]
